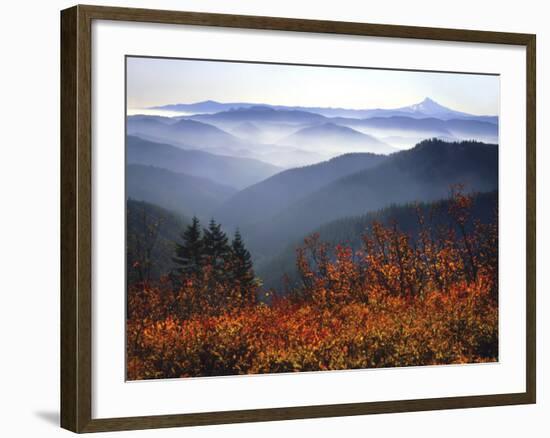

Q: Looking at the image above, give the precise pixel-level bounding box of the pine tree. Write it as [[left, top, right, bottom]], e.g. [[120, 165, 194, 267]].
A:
[[231, 230, 256, 303], [173, 216, 204, 277], [203, 219, 231, 280]]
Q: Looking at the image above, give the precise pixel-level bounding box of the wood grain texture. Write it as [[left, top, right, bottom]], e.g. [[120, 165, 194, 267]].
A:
[[525, 34, 536, 404], [61, 5, 94, 432], [60, 4, 537, 433], [60, 5, 78, 432], [78, 4, 534, 44]]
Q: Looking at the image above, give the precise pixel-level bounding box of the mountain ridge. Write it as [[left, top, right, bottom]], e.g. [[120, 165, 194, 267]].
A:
[[244, 139, 498, 260], [126, 164, 237, 218], [278, 122, 397, 155], [257, 190, 498, 291], [149, 97, 498, 122], [126, 135, 282, 189], [216, 151, 388, 228]]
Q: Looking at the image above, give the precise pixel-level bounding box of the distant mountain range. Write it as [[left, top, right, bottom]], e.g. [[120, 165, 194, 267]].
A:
[[189, 105, 326, 125], [125, 132, 499, 290], [127, 116, 250, 155], [125, 85, 502, 302], [127, 135, 281, 189], [278, 122, 397, 155], [216, 152, 387, 228], [150, 97, 498, 122], [127, 164, 237, 218], [127, 114, 332, 167], [129, 97, 499, 168], [390, 97, 483, 120], [242, 139, 498, 261], [332, 115, 499, 146]]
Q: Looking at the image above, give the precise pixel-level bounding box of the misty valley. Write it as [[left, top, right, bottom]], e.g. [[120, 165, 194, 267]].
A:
[[126, 97, 500, 379], [127, 98, 498, 289]]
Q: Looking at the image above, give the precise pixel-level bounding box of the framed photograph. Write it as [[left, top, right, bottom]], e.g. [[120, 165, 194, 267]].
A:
[[60, 4, 536, 433]]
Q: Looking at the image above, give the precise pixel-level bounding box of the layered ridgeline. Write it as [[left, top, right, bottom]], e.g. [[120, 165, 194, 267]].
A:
[[331, 116, 498, 148], [278, 122, 396, 155], [126, 137, 498, 294], [216, 152, 387, 227], [126, 191, 497, 296], [126, 98, 500, 377], [126, 164, 237, 218], [127, 135, 281, 189], [243, 139, 498, 261], [128, 116, 245, 153], [152, 97, 498, 122], [128, 97, 498, 168]]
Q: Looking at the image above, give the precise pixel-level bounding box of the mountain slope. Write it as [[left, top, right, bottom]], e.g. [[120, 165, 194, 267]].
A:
[[245, 139, 498, 259], [278, 122, 397, 155], [126, 135, 282, 189], [257, 191, 498, 291], [127, 199, 189, 283], [126, 164, 237, 218], [189, 106, 327, 126], [333, 116, 498, 147], [445, 119, 499, 142], [216, 152, 388, 227], [127, 117, 251, 157], [230, 121, 263, 140], [339, 97, 498, 122], [127, 117, 323, 167], [395, 97, 472, 119]]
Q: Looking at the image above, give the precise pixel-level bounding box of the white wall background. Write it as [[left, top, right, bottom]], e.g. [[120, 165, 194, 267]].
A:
[[0, 0, 546, 436]]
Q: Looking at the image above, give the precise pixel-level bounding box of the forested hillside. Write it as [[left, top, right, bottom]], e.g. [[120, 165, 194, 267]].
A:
[[127, 164, 237, 218], [126, 94, 500, 379], [127, 199, 189, 284], [127, 189, 498, 379], [258, 191, 498, 291], [217, 152, 387, 227], [127, 135, 281, 189], [244, 139, 498, 262]]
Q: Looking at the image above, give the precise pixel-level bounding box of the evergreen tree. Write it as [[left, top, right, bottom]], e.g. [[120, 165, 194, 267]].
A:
[[231, 229, 255, 290], [173, 216, 204, 277], [203, 219, 231, 280]]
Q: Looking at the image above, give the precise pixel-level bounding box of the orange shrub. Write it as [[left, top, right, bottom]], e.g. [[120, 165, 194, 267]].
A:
[[127, 190, 498, 380], [127, 277, 497, 379]]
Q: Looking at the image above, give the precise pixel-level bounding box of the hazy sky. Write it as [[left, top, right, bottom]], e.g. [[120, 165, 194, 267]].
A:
[[126, 56, 499, 116]]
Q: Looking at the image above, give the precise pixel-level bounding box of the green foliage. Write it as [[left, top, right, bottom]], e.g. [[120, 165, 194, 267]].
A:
[[173, 216, 204, 277], [230, 229, 255, 289], [203, 219, 232, 281], [170, 218, 256, 293]]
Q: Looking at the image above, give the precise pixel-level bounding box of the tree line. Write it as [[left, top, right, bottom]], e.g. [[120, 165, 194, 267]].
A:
[[127, 188, 499, 379], [172, 216, 256, 291]]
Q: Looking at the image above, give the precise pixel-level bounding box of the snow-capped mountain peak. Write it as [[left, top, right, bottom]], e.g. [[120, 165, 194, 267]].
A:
[[398, 97, 464, 117]]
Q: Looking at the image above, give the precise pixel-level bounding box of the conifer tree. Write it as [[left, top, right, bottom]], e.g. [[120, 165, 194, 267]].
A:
[[173, 216, 204, 277], [231, 229, 255, 290], [203, 219, 231, 280]]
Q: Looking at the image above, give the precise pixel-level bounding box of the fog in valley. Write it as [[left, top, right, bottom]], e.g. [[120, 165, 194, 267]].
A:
[[126, 57, 499, 293]]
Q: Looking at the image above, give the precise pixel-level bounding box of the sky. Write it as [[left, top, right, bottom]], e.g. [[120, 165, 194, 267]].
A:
[[126, 56, 499, 116]]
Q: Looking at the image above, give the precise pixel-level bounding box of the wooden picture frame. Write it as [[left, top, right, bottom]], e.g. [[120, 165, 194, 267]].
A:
[[61, 4, 536, 433]]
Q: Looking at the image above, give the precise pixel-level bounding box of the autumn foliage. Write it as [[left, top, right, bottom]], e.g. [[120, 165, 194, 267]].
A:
[[127, 188, 498, 380]]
